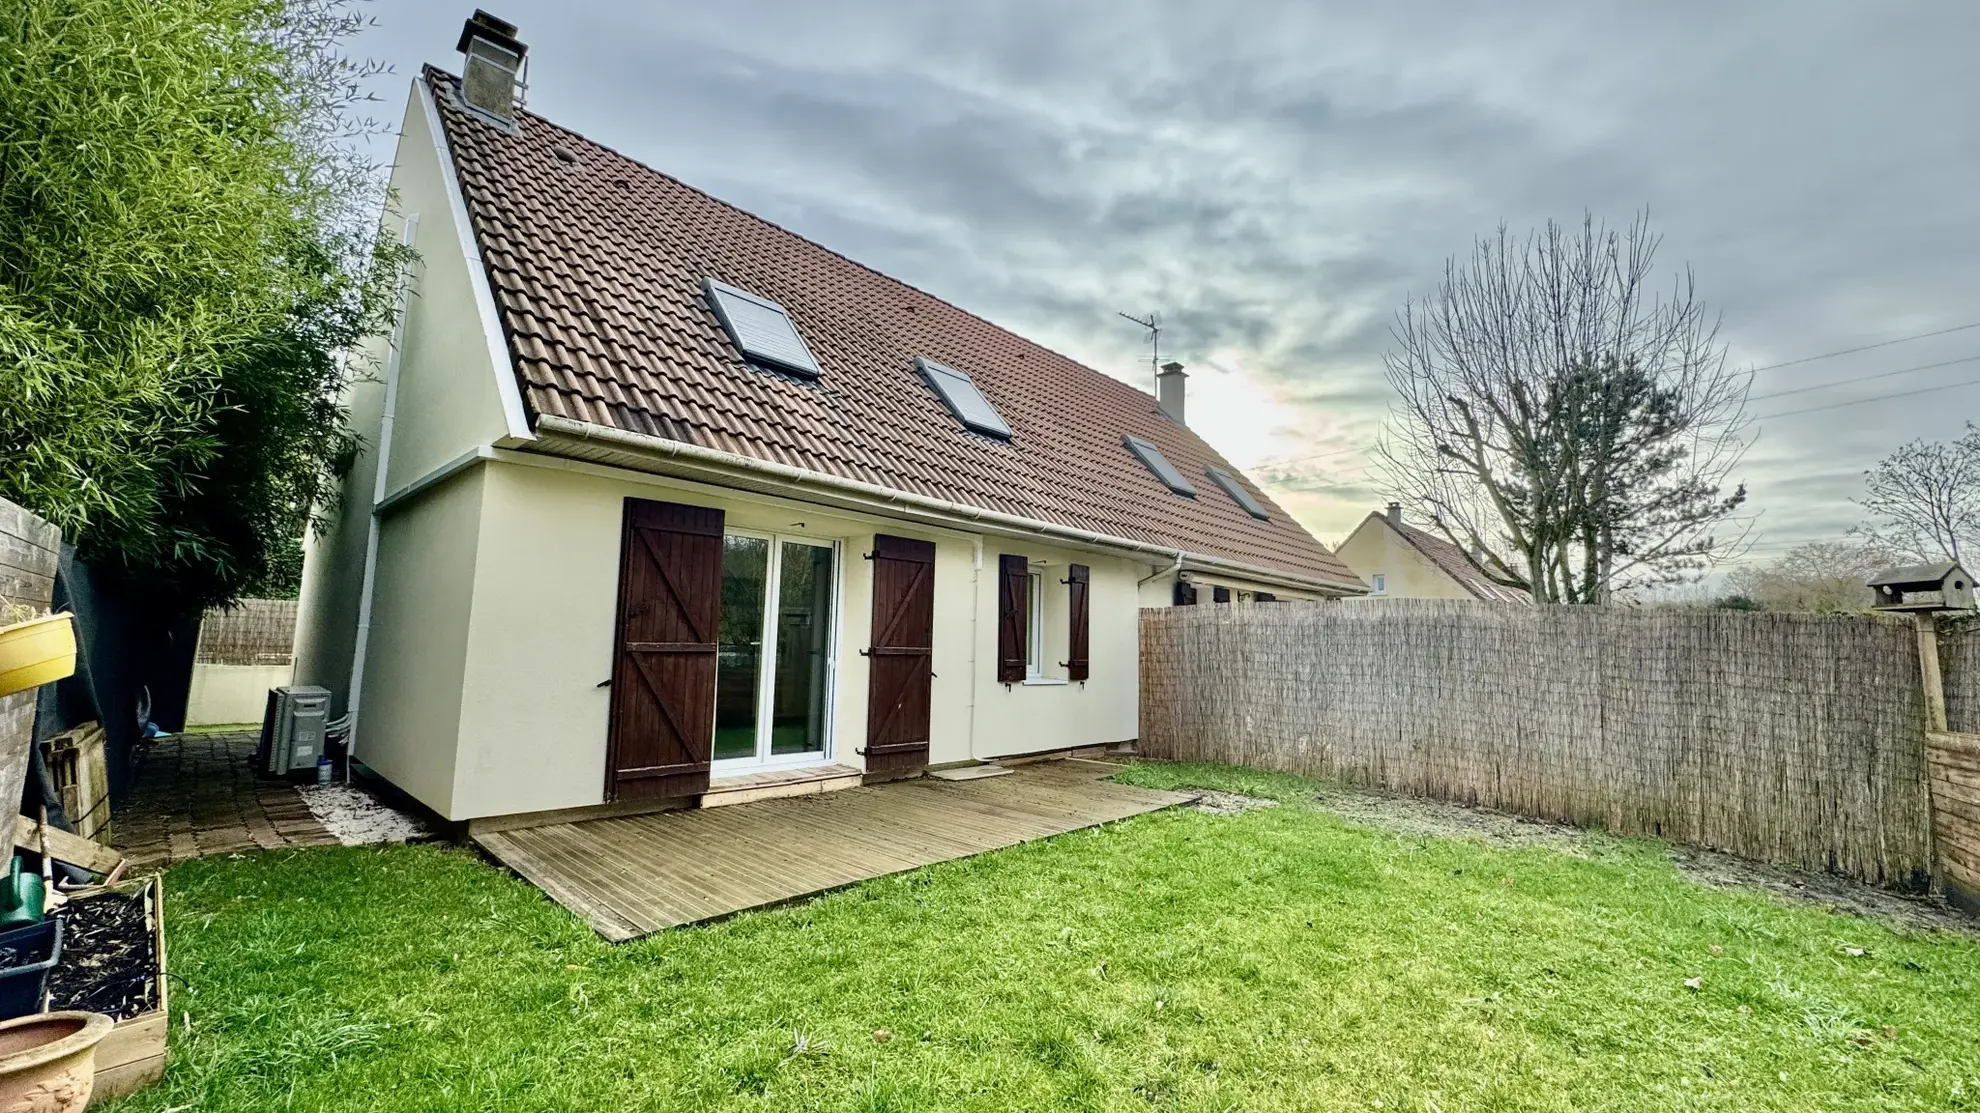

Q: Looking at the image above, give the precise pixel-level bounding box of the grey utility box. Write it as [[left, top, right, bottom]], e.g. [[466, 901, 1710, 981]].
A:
[[259, 685, 331, 776]]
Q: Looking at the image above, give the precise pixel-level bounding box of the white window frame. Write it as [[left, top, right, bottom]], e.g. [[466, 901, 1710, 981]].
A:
[[1026, 570, 1045, 679], [711, 530, 842, 776], [1371, 573, 1387, 595]]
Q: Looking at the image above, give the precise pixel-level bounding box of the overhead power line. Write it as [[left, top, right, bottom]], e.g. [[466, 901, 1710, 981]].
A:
[[1251, 443, 1372, 470], [1747, 353, 1980, 402], [1755, 376, 1980, 420], [1748, 321, 1980, 373]]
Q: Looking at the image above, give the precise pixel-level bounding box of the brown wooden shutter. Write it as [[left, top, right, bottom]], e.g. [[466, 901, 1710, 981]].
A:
[[997, 553, 1028, 683], [605, 498, 723, 801], [1065, 563, 1090, 682], [864, 534, 936, 774]]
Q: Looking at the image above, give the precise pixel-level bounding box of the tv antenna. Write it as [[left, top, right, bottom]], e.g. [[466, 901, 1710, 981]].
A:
[[1118, 310, 1161, 395]]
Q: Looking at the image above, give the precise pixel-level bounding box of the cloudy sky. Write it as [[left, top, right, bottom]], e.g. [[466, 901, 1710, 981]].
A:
[[354, 1, 1979, 560]]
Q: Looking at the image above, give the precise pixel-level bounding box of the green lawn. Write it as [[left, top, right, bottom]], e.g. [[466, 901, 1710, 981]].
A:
[[112, 763, 1980, 1111]]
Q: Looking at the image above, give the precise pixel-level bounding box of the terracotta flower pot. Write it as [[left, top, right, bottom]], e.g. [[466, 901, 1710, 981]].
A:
[[0, 615, 76, 700], [0, 1012, 113, 1113]]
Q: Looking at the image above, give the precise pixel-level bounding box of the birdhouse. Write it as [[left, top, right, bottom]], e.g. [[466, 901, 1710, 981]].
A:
[[1867, 562, 1977, 613]]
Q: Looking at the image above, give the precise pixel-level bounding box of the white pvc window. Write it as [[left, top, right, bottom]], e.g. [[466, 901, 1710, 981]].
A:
[[1372, 573, 1387, 595], [711, 531, 841, 773], [1026, 570, 1044, 678]]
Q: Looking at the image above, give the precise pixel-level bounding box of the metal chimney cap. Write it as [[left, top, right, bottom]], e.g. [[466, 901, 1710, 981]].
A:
[[1158, 361, 1186, 375], [457, 10, 525, 56]]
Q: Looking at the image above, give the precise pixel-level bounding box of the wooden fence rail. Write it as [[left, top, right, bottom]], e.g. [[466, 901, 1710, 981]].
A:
[[1141, 600, 1937, 889]]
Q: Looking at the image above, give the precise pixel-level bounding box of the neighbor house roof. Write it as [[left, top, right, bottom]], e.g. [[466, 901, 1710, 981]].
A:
[[423, 68, 1357, 587], [1380, 514, 1532, 604]]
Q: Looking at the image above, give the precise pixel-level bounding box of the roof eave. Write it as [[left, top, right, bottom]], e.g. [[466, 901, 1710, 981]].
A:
[[527, 415, 1369, 596]]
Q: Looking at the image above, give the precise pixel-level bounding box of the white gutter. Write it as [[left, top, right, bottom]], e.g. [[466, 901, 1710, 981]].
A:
[[529, 414, 1368, 596], [416, 77, 534, 443], [345, 213, 421, 781], [1138, 552, 1184, 588]]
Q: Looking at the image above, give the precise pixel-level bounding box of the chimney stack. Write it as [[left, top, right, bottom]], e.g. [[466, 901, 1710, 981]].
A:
[[1157, 361, 1187, 425], [1386, 501, 1403, 526], [456, 11, 527, 127]]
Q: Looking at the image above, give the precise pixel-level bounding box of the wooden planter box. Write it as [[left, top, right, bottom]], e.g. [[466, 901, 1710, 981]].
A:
[[75, 875, 168, 1101]]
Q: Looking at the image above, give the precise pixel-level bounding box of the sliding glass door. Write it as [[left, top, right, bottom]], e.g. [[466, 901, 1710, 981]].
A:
[[713, 533, 838, 771]]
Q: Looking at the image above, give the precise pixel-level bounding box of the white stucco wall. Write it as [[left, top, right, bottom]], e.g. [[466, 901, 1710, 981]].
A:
[[1333, 516, 1472, 601], [292, 328, 384, 718], [350, 468, 485, 817], [380, 85, 513, 490], [447, 460, 899, 818], [294, 82, 515, 722], [973, 541, 1143, 761], [185, 664, 294, 727], [389, 456, 1160, 819]]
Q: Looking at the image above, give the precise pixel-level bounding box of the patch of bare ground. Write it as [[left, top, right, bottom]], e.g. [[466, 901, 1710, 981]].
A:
[[1189, 790, 1279, 815], [1304, 781, 1977, 937]]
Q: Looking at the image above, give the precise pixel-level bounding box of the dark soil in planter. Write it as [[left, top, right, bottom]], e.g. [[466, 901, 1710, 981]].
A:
[[46, 890, 157, 1021]]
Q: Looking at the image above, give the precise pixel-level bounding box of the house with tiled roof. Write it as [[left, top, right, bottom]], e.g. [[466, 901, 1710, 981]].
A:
[[1334, 504, 1533, 605], [293, 14, 1365, 827]]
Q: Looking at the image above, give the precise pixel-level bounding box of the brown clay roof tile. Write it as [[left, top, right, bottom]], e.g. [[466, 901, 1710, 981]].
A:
[[426, 68, 1356, 585], [1389, 518, 1532, 604]]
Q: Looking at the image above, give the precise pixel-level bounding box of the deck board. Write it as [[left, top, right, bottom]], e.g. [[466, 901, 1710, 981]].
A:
[[476, 760, 1194, 938]]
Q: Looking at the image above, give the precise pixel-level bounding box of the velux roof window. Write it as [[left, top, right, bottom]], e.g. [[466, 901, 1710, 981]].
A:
[[703, 278, 822, 379], [916, 357, 1012, 440], [1206, 466, 1269, 520], [1123, 435, 1195, 497]]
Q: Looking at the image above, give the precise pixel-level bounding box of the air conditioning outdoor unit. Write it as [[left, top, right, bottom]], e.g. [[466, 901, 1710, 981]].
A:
[[259, 685, 330, 777]]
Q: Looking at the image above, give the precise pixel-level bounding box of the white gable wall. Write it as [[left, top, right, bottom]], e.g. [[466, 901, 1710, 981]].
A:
[[295, 80, 519, 725]]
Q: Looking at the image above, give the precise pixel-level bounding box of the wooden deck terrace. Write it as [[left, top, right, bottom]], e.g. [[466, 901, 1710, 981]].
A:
[[475, 758, 1195, 940]]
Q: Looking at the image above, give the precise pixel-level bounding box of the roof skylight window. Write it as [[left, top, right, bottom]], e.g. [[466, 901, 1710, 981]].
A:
[[1206, 466, 1269, 520], [916, 357, 1012, 440], [703, 278, 822, 379], [1123, 435, 1195, 497]]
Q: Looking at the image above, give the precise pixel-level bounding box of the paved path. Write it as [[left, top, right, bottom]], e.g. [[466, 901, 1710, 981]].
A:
[[113, 731, 336, 867]]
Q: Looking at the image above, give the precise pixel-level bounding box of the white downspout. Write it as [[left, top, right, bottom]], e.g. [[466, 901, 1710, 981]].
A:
[[1138, 551, 1184, 589], [967, 537, 982, 761], [345, 213, 420, 780]]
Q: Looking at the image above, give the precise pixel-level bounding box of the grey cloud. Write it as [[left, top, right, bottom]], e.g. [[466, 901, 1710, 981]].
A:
[[357, 0, 1980, 555]]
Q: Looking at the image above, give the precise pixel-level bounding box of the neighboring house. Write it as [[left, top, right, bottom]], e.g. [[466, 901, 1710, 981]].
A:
[[1335, 504, 1531, 604], [292, 16, 1364, 828]]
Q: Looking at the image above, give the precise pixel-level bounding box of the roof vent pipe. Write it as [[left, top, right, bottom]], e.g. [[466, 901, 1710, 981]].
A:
[[1157, 361, 1187, 425], [456, 11, 527, 127]]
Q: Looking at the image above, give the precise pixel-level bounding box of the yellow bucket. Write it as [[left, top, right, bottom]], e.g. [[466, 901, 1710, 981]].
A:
[[0, 613, 77, 699]]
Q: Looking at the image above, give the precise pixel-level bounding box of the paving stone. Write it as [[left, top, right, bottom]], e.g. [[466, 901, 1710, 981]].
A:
[[113, 732, 337, 865]]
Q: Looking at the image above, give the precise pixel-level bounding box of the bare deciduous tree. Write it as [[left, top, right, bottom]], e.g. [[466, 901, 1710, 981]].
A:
[[1856, 424, 1980, 565], [1377, 212, 1751, 603], [1725, 540, 1894, 613]]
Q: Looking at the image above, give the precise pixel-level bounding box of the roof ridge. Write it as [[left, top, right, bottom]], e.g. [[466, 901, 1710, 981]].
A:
[[424, 66, 1165, 419]]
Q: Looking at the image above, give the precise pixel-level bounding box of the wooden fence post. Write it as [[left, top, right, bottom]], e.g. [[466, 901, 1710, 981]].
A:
[[1916, 613, 1948, 733]]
